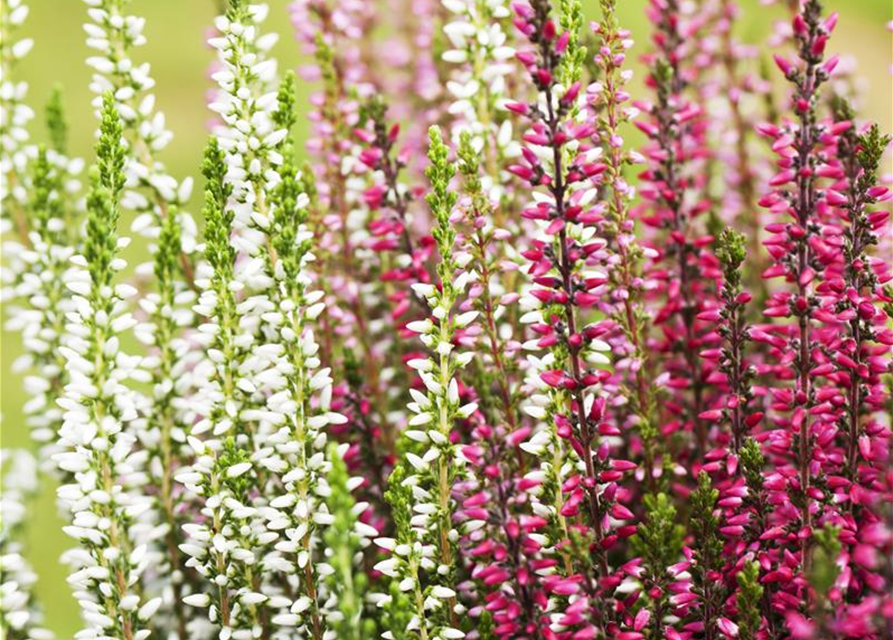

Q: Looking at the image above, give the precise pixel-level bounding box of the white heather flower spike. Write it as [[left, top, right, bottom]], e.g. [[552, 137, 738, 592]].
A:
[[256, 174, 339, 635], [82, 4, 198, 630], [211, 29, 344, 633], [180, 137, 269, 638], [2, 149, 81, 470], [0, 6, 77, 459], [54, 95, 152, 640], [440, 0, 519, 202], [0, 0, 35, 226], [207, 0, 283, 281], [81, 0, 197, 270], [374, 127, 471, 640], [179, 3, 341, 637], [131, 208, 198, 635], [0, 449, 55, 640]]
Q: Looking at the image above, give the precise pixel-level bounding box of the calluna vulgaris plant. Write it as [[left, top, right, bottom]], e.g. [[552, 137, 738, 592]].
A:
[[1, 0, 891, 639]]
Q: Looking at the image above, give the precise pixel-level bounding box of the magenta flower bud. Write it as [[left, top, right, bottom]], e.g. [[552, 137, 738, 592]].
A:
[[540, 369, 567, 388], [773, 54, 793, 76], [508, 164, 534, 181], [363, 184, 386, 208], [359, 147, 382, 167], [717, 618, 739, 638], [634, 120, 659, 137], [868, 210, 891, 228], [511, 1, 532, 19], [515, 50, 536, 67], [575, 292, 599, 308], [505, 101, 529, 116], [561, 82, 581, 105], [555, 30, 569, 55], [826, 190, 848, 206], [353, 127, 375, 144], [756, 122, 781, 137], [542, 19, 556, 42], [598, 423, 621, 436]]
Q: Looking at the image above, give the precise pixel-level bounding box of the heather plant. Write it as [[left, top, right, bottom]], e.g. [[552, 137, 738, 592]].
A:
[[1, 1, 891, 640]]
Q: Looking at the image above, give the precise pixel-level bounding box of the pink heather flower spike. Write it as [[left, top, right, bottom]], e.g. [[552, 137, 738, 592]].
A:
[[636, 0, 722, 472], [506, 1, 640, 637]]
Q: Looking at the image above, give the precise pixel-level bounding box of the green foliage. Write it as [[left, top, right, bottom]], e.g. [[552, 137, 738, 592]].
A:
[[739, 438, 765, 495], [201, 137, 234, 279], [557, 0, 586, 88], [631, 491, 683, 637], [457, 130, 496, 235], [689, 472, 724, 637], [716, 227, 747, 292], [95, 92, 125, 198], [269, 150, 310, 288], [359, 94, 387, 130], [313, 31, 349, 147], [425, 126, 459, 292], [323, 446, 374, 640], [425, 126, 457, 229], [299, 160, 319, 207], [314, 32, 336, 88], [226, 0, 246, 21], [808, 524, 842, 600], [83, 94, 125, 292], [217, 437, 254, 499], [273, 70, 298, 132], [154, 208, 183, 296], [380, 579, 414, 640], [199, 136, 245, 439], [736, 560, 763, 640], [652, 58, 674, 98], [856, 124, 892, 186], [475, 611, 496, 640], [384, 466, 411, 544], [690, 471, 722, 572], [45, 85, 68, 155], [632, 492, 683, 577], [457, 131, 482, 199], [381, 465, 415, 640], [882, 285, 893, 321], [29, 146, 61, 238], [598, 0, 618, 17]]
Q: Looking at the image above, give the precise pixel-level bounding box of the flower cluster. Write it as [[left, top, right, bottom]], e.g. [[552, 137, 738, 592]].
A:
[[1, 1, 891, 640], [0, 449, 54, 640]]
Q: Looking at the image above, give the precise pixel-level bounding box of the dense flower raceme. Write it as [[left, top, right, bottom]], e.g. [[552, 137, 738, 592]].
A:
[[0, 1, 891, 640]]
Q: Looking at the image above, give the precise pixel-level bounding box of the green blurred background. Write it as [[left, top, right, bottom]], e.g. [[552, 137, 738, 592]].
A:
[[1, 0, 890, 635]]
